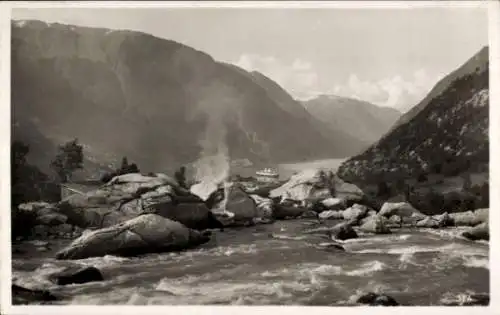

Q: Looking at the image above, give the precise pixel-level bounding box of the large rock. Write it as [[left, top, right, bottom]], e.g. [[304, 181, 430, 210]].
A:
[[318, 210, 344, 220], [55, 214, 211, 260], [49, 266, 104, 285], [213, 184, 259, 225], [273, 204, 307, 219], [12, 284, 60, 305], [36, 213, 68, 226], [146, 201, 223, 231], [56, 173, 211, 230], [359, 216, 391, 234], [473, 208, 489, 224], [450, 210, 487, 227], [432, 212, 453, 227], [415, 216, 441, 229], [321, 198, 347, 210], [355, 292, 399, 306], [462, 222, 489, 241], [270, 169, 362, 203], [18, 202, 54, 214], [249, 195, 275, 219], [328, 222, 358, 240], [379, 202, 425, 219], [342, 204, 369, 221]]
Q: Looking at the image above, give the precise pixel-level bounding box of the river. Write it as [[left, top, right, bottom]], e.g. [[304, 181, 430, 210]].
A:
[[12, 218, 489, 306]]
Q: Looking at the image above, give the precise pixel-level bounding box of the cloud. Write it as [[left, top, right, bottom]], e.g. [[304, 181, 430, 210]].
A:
[[332, 70, 442, 111], [233, 54, 442, 111], [233, 54, 319, 100]]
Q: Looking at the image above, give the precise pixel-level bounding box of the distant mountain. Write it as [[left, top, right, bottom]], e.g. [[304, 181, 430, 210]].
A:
[[302, 95, 401, 144], [11, 20, 364, 177], [230, 68, 369, 155], [337, 46, 489, 186]]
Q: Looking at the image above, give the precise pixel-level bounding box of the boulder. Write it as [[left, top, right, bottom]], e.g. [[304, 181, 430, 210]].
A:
[[55, 173, 214, 231], [318, 210, 344, 220], [55, 214, 211, 260], [474, 208, 489, 224], [300, 210, 319, 219], [388, 215, 402, 226], [36, 213, 68, 226], [462, 222, 489, 241], [249, 195, 275, 219], [359, 216, 391, 234], [432, 212, 453, 227], [12, 284, 60, 305], [18, 202, 54, 214], [415, 216, 440, 229], [450, 210, 486, 227], [342, 204, 369, 221], [379, 202, 425, 220], [356, 292, 399, 306], [269, 169, 336, 203], [216, 184, 259, 225], [321, 198, 347, 210], [147, 200, 223, 231], [49, 266, 104, 285], [273, 204, 307, 220], [328, 222, 358, 240]]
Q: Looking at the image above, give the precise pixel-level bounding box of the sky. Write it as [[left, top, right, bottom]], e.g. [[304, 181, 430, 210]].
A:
[[12, 4, 489, 112]]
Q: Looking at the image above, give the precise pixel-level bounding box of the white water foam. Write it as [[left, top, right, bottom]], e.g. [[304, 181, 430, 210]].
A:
[[462, 256, 489, 269], [72, 255, 131, 269], [343, 234, 413, 244], [345, 261, 387, 276], [12, 262, 67, 290], [352, 243, 488, 257]]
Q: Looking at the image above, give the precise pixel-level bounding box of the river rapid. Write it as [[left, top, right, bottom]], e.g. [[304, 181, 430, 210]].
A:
[[12, 219, 489, 306]]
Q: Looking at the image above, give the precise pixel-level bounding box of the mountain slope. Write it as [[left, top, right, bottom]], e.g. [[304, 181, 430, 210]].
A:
[[302, 95, 401, 144], [389, 47, 488, 131], [11, 20, 358, 177], [337, 46, 489, 186], [227, 67, 369, 155]]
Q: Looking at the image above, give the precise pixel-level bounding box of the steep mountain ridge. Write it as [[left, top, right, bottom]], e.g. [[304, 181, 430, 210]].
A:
[[337, 46, 489, 186], [302, 95, 401, 144], [11, 20, 361, 176], [389, 47, 489, 132]]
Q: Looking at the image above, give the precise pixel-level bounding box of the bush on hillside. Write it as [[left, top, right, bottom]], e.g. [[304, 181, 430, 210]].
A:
[[100, 156, 141, 183]]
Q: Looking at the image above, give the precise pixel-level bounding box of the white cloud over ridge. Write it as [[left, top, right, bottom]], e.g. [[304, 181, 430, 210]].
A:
[[234, 54, 443, 112], [234, 54, 319, 100]]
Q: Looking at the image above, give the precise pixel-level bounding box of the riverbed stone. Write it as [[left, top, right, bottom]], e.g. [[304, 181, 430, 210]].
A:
[[416, 216, 441, 229], [321, 198, 347, 210], [462, 222, 489, 241], [356, 292, 399, 306], [342, 204, 369, 221], [328, 222, 358, 240], [379, 202, 425, 220], [55, 214, 211, 260], [12, 284, 60, 305], [318, 210, 344, 220], [359, 216, 391, 234], [49, 266, 104, 285]]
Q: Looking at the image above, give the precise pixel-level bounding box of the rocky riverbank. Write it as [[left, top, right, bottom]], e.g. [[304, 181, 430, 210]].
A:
[[11, 169, 489, 305]]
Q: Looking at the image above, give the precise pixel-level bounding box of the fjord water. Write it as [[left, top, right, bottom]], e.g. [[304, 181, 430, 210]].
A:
[[12, 219, 488, 306]]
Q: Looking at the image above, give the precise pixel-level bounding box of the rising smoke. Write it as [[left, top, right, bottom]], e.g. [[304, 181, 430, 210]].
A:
[[189, 81, 242, 199]]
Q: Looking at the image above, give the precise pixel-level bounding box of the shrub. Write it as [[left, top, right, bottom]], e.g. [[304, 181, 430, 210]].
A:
[[50, 139, 84, 183]]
